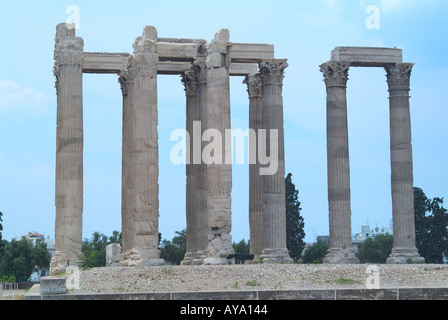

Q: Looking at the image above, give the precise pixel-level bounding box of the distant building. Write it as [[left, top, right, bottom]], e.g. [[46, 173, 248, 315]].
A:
[[352, 224, 393, 253], [317, 224, 394, 254], [16, 232, 54, 281]]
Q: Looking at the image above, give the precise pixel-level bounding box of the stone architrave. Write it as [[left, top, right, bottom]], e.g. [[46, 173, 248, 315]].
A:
[[50, 23, 84, 275], [202, 29, 235, 264], [320, 61, 359, 264], [385, 63, 424, 264], [244, 73, 265, 261], [119, 26, 164, 266], [258, 60, 293, 264]]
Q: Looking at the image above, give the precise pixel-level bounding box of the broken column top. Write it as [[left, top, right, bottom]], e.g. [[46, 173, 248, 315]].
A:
[[331, 46, 403, 67], [56, 23, 76, 39]]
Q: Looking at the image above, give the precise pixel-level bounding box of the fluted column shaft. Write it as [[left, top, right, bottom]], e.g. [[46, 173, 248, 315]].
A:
[[385, 63, 424, 264], [181, 69, 199, 264], [120, 27, 164, 266], [320, 61, 359, 264], [244, 73, 264, 259], [193, 60, 209, 264], [202, 30, 234, 264], [51, 23, 84, 275], [258, 60, 293, 264]]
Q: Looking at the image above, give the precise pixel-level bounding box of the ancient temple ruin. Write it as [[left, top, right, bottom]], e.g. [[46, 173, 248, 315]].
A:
[[50, 23, 292, 274], [320, 47, 424, 264], [50, 24, 424, 274]]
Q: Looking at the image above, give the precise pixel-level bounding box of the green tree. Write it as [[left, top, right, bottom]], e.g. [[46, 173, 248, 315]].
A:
[[80, 231, 121, 269], [356, 234, 393, 263], [32, 242, 51, 271], [160, 230, 186, 265], [0, 211, 3, 242], [302, 239, 329, 264], [285, 173, 306, 262], [0, 212, 5, 260], [414, 187, 448, 263], [232, 239, 250, 264], [0, 237, 50, 282]]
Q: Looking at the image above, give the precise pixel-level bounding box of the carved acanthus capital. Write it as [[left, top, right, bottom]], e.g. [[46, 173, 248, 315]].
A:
[[243, 73, 262, 98], [320, 61, 350, 88], [181, 70, 198, 97], [259, 60, 288, 86], [385, 63, 414, 89], [118, 68, 129, 96], [193, 59, 207, 84]]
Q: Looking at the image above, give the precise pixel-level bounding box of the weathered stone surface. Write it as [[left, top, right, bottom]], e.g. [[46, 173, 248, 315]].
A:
[[320, 61, 359, 264], [385, 63, 424, 264], [83, 52, 130, 74], [120, 26, 164, 267], [50, 23, 84, 275], [258, 60, 293, 264], [40, 277, 68, 295], [321, 50, 422, 265], [331, 46, 402, 67], [53, 23, 292, 269], [106, 244, 122, 267], [202, 29, 234, 265]]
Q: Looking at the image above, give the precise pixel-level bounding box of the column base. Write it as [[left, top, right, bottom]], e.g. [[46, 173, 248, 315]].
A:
[[247, 254, 263, 264], [121, 249, 165, 267], [190, 251, 208, 265], [386, 247, 425, 264], [202, 234, 234, 265], [50, 251, 82, 275], [323, 248, 360, 264], [260, 248, 294, 264], [180, 252, 197, 266]]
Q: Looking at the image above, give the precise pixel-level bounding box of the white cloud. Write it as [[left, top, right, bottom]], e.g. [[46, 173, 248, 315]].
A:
[[0, 79, 49, 114]]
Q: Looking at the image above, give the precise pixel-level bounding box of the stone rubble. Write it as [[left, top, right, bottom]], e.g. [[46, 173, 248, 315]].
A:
[[78, 264, 448, 294]]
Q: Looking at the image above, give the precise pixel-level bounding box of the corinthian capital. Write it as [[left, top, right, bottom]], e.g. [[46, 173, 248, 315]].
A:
[[243, 73, 262, 98], [320, 61, 350, 88], [385, 63, 414, 89], [259, 59, 288, 86], [181, 70, 198, 97]]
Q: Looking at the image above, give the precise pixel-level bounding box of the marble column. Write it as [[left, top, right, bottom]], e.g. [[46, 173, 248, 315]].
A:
[[258, 60, 293, 264], [244, 73, 265, 261], [320, 61, 359, 264], [181, 69, 198, 265], [120, 26, 164, 266], [385, 63, 424, 264], [50, 23, 84, 275], [192, 59, 209, 265], [202, 29, 234, 264]]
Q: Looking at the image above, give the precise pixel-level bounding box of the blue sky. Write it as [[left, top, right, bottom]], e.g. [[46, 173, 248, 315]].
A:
[[0, 0, 447, 244]]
